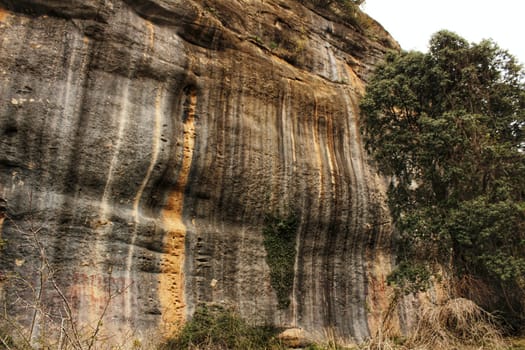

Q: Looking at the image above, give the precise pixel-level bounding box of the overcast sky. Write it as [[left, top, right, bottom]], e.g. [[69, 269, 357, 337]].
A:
[[362, 0, 525, 64]]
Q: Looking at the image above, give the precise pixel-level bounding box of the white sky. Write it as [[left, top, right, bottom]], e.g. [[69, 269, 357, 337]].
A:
[[362, 0, 525, 64]]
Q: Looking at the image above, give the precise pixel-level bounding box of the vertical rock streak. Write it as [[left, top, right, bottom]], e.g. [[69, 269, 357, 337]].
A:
[[124, 86, 164, 321], [41, 36, 90, 190], [124, 22, 160, 322], [159, 88, 197, 333], [344, 90, 370, 341], [286, 80, 380, 341], [99, 81, 131, 221], [76, 78, 131, 330]]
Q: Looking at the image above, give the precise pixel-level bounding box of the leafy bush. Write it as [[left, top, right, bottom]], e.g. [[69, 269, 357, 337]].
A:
[[386, 262, 432, 295], [160, 304, 284, 350]]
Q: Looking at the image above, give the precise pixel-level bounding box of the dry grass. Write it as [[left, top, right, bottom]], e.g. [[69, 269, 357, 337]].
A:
[[405, 298, 507, 350], [510, 338, 525, 349]]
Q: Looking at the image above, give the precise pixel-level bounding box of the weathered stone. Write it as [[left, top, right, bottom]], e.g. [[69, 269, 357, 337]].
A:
[[0, 0, 399, 346], [278, 328, 312, 348]]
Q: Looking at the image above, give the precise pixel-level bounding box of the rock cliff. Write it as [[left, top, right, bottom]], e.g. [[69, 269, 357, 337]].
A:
[[0, 0, 398, 346]]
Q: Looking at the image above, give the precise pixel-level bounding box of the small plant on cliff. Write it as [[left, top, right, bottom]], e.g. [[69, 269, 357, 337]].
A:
[[305, 0, 364, 9], [300, 0, 365, 25], [360, 30, 525, 329], [160, 304, 284, 350], [262, 213, 299, 309]]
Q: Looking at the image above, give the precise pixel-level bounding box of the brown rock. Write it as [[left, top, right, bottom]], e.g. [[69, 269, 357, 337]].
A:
[[278, 328, 311, 348]]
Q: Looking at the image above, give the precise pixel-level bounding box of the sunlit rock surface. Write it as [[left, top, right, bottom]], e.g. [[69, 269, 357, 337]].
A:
[[0, 0, 398, 345]]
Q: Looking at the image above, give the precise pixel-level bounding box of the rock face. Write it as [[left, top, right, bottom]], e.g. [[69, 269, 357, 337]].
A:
[[0, 0, 398, 346]]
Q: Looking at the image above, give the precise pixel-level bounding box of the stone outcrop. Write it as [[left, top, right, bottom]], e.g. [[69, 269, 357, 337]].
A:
[[0, 0, 398, 346]]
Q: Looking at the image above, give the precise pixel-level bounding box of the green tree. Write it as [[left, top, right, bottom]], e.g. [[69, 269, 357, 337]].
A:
[[360, 30, 525, 328]]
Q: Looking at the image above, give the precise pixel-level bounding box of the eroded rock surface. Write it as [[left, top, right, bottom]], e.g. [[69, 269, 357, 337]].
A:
[[0, 0, 398, 345]]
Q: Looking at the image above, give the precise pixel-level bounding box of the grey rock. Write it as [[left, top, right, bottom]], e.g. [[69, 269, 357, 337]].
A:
[[0, 0, 399, 346]]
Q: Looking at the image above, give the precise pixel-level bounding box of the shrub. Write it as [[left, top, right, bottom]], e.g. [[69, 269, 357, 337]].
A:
[[160, 304, 284, 350], [386, 262, 432, 295]]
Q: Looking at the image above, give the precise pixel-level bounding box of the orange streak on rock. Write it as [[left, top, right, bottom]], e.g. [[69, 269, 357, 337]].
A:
[[0, 7, 9, 22], [0, 216, 4, 238], [312, 93, 324, 201], [159, 90, 197, 335]]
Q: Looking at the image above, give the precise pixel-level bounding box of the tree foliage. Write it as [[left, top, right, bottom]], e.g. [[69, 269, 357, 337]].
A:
[[360, 30, 525, 327]]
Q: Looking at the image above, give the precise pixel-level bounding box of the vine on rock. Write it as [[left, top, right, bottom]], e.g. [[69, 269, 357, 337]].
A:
[[262, 213, 299, 310]]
